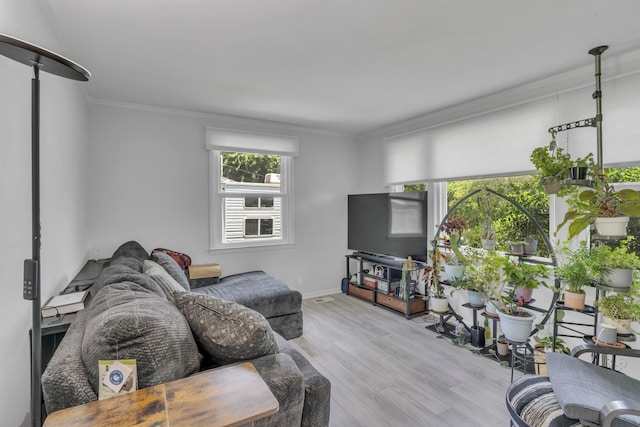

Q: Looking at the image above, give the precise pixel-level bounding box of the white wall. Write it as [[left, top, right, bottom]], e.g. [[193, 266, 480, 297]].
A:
[[0, 2, 91, 425], [88, 103, 359, 298]]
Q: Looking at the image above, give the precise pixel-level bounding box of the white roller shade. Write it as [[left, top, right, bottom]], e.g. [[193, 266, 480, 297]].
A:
[[426, 97, 557, 181], [206, 127, 300, 156], [383, 129, 429, 185]]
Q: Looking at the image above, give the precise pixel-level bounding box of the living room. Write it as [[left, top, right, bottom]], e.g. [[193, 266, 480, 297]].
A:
[[2, 1, 640, 426]]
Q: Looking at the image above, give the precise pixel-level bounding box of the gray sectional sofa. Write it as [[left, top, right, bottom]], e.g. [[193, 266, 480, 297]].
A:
[[41, 241, 330, 426]]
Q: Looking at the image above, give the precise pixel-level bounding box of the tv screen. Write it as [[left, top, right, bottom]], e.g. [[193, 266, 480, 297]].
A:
[[347, 191, 428, 259]]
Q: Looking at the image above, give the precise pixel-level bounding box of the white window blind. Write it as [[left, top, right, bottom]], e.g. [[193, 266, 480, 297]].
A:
[[206, 127, 300, 156], [383, 129, 429, 185]]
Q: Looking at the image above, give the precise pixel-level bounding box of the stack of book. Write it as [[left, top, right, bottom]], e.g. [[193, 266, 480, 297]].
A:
[[41, 290, 89, 318]]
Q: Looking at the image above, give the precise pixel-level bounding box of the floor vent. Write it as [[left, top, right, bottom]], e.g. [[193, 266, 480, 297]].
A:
[[314, 297, 334, 303]]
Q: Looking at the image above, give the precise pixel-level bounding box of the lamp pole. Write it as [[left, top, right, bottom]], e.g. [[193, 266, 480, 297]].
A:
[[0, 34, 89, 427]]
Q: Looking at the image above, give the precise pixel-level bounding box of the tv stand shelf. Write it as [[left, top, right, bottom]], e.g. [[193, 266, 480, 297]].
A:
[[345, 253, 427, 319]]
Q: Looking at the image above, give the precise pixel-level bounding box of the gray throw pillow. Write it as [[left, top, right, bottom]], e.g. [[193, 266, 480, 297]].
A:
[[174, 292, 278, 365], [151, 251, 190, 291], [143, 260, 186, 303], [81, 282, 200, 393]]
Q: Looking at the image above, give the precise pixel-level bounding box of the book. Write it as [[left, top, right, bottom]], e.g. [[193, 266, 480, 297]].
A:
[[41, 290, 88, 318], [98, 359, 138, 400]]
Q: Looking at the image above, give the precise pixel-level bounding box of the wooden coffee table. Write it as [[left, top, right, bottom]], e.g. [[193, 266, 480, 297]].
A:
[[43, 362, 279, 427]]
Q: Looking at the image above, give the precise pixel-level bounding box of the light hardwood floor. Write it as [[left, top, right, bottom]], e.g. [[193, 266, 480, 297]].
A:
[[290, 293, 514, 427]]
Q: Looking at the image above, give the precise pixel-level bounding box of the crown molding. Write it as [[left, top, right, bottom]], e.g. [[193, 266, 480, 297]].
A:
[[87, 97, 356, 139], [364, 47, 640, 140]]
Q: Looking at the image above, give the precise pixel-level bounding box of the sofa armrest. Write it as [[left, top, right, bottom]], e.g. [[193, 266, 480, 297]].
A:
[[42, 310, 97, 414], [601, 401, 640, 427], [250, 353, 305, 427]]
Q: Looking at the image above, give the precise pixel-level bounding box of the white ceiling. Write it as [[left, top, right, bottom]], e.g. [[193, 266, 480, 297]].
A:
[[41, 0, 640, 134]]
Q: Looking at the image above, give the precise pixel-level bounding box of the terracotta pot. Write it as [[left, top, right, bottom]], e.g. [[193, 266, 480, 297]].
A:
[[563, 291, 586, 310]]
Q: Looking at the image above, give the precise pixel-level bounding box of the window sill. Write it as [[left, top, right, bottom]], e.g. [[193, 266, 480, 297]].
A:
[[208, 242, 295, 255]]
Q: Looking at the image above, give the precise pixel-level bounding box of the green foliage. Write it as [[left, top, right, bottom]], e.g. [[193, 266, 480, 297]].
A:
[[447, 175, 549, 256], [595, 275, 640, 323], [222, 152, 280, 183], [555, 241, 610, 293], [501, 259, 551, 290], [530, 146, 572, 183], [404, 183, 427, 192], [533, 335, 571, 354], [590, 237, 640, 270], [556, 173, 640, 239]]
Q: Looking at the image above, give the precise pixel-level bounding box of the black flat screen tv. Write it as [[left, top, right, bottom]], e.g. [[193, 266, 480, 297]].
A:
[[348, 191, 428, 260]]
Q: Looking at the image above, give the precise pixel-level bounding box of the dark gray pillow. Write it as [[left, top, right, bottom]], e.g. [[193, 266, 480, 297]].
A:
[[174, 292, 278, 365], [81, 282, 200, 393], [151, 251, 190, 291]]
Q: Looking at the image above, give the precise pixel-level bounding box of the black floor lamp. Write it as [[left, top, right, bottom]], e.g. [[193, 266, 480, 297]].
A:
[[0, 34, 89, 427]]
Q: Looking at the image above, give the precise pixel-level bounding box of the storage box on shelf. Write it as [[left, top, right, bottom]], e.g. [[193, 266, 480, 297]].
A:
[[345, 253, 427, 318]]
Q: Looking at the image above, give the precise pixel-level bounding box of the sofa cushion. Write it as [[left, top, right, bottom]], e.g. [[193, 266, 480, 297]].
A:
[[193, 271, 301, 319], [81, 281, 200, 393], [151, 250, 190, 291], [547, 352, 640, 426], [108, 241, 149, 272], [174, 292, 278, 365], [143, 260, 186, 302]]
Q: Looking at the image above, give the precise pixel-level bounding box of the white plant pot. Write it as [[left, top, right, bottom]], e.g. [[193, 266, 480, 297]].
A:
[[497, 309, 535, 342], [481, 238, 497, 251], [467, 290, 485, 308], [603, 268, 633, 288], [430, 296, 449, 313], [595, 216, 629, 237], [444, 264, 466, 282], [485, 299, 498, 316], [601, 315, 633, 335]]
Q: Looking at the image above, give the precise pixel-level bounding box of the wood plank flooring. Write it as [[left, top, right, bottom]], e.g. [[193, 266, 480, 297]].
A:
[[289, 293, 513, 427]]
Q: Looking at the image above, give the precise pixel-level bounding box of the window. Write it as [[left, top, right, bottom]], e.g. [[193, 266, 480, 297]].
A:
[[206, 128, 298, 251]]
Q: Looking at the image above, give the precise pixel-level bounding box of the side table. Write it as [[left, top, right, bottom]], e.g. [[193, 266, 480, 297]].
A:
[[43, 362, 279, 427]]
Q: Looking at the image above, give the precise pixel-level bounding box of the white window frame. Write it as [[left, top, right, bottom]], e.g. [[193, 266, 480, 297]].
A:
[[206, 127, 297, 252]]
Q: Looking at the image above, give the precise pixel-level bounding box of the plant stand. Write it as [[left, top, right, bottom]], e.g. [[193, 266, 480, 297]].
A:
[[505, 338, 534, 382]]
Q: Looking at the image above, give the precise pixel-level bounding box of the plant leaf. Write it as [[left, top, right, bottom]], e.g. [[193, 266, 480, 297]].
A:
[[579, 190, 596, 201], [619, 201, 640, 217], [617, 189, 640, 201], [567, 216, 592, 239]]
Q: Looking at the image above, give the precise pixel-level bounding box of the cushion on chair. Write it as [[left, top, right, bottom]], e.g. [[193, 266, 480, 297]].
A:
[[547, 352, 640, 426], [506, 375, 580, 427]]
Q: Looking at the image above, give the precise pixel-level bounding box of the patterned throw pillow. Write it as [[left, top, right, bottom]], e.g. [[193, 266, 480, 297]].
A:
[[174, 292, 278, 365]]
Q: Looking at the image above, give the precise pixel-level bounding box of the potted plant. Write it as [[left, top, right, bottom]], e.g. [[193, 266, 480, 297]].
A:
[[508, 240, 526, 256], [478, 190, 497, 250], [428, 247, 449, 313], [438, 215, 469, 245], [555, 241, 609, 310], [569, 153, 596, 180], [595, 274, 640, 334], [556, 175, 640, 239], [595, 292, 640, 335], [590, 238, 640, 288], [530, 145, 573, 194], [489, 283, 536, 343], [533, 335, 570, 375], [501, 258, 551, 303], [441, 250, 466, 282]]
